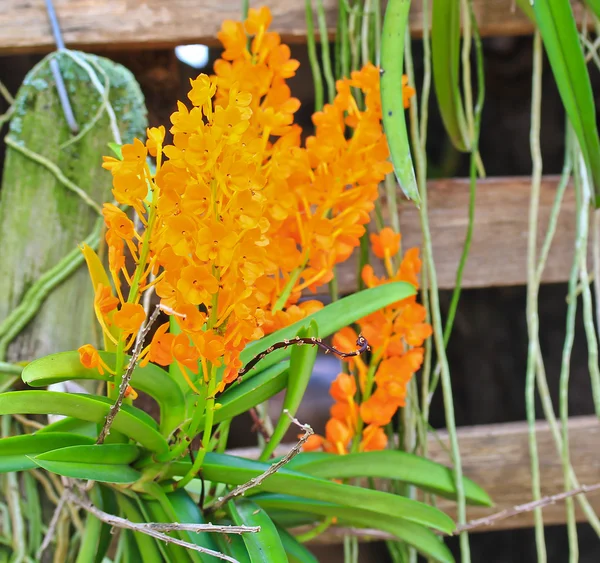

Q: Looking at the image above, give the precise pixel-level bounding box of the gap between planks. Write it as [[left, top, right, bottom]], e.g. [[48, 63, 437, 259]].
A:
[[230, 415, 600, 535], [0, 0, 588, 55]]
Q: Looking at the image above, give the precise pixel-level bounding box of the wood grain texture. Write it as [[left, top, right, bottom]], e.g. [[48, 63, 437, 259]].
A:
[[0, 0, 586, 55], [231, 416, 600, 534], [331, 175, 581, 293]]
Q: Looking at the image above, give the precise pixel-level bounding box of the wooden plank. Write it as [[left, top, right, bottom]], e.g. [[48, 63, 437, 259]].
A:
[[0, 0, 586, 55], [332, 175, 579, 293], [231, 416, 600, 534]]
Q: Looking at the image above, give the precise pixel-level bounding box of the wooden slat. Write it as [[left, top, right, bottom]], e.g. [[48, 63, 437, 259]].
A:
[[0, 0, 587, 55], [232, 416, 600, 534], [332, 175, 579, 293]]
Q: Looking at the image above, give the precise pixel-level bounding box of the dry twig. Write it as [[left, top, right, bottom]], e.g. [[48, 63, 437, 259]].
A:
[[454, 482, 600, 534], [66, 490, 245, 563], [36, 493, 66, 560], [297, 482, 600, 541], [210, 410, 313, 512], [97, 304, 162, 444]]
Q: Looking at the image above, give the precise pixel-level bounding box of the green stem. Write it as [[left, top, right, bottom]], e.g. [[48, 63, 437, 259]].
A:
[[525, 31, 547, 563], [295, 517, 334, 543], [339, 0, 351, 77], [405, 21, 471, 563], [442, 0, 484, 346], [558, 147, 590, 561], [316, 0, 336, 102], [273, 263, 306, 313], [176, 374, 217, 491], [306, 0, 324, 110]]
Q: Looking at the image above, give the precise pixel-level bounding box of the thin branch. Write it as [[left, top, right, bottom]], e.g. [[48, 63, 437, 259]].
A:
[[455, 483, 600, 534], [210, 410, 313, 512], [36, 492, 67, 561], [97, 305, 162, 444], [249, 407, 272, 442], [139, 522, 259, 534], [66, 491, 241, 563], [305, 483, 600, 542]]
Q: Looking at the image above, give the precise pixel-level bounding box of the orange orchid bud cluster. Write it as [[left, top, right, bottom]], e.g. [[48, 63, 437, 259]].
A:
[[304, 230, 432, 454], [213, 7, 415, 332], [78, 7, 416, 397]]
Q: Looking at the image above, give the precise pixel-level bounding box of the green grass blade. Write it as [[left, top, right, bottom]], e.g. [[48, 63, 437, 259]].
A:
[[381, 0, 421, 203], [431, 0, 469, 151], [534, 0, 600, 204]]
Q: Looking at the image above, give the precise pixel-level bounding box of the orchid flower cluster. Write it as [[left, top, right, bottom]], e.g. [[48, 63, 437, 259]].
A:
[[78, 7, 419, 404], [305, 228, 432, 454]]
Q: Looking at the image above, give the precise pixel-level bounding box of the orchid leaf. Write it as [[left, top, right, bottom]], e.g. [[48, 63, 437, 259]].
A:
[[255, 494, 454, 563], [0, 391, 168, 454], [228, 499, 288, 563], [287, 450, 492, 506], [211, 362, 290, 425], [239, 282, 415, 378], [259, 322, 318, 461], [533, 0, 600, 204], [31, 444, 142, 483], [167, 453, 455, 534], [275, 526, 318, 563], [22, 351, 185, 436], [381, 0, 421, 202], [0, 432, 94, 473], [432, 0, 469, 151]]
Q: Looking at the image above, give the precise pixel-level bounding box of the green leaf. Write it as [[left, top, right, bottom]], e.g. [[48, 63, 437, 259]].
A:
[[259, 323, 318, 461], [514, 0, 536, 21], [0, 432, 94, 472], [76, 485, 116, 563], [255, 494, 454, 563], [287, 451, 492, 506], [22, 351, 185, 436], [117, 493, 164, 561], [167, 453, 455, 534], [585, 0, 600, 19], [213, 530, 251, 563], [142, 496, 194, 563], [431, 0, 469, 151], [23, 472, 42, 557], [275, 526, 318, 563], [209, 362, 289, 426], [239, 283, 415, 378], [31, 444, 142, 483], [381, 0, 421, 202], [228, 499, 288, 563], [167, 488, 221, 562], [0, 391, 168, 454], [38, 417, 98, 437], [533, 0, 600, 204]]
